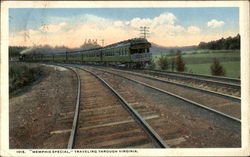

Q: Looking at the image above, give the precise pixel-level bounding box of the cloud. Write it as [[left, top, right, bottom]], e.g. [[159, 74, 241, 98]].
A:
[[113, 12, 177, 30], [207, 19, 225, 28], [114, 12, 185, 36], [187, 26, 201, 34], [11, 12, 183, 47], [17, 29, 39, 36], [152, 12, 177, 25], [39, 22, 67, 33], [10, 12, 238, 48]]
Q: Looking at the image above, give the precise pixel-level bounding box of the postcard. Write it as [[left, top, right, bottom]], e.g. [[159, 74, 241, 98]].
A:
[[1, 1, 249, 156]]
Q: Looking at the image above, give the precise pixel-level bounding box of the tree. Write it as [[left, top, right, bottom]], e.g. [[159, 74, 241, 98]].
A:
[[210, 58, 225, 76], [171, 58, 175, 71], [197, 34, 240, 50], [175, 52, 185, 72], [9, 46, 27, 57], [157, 54, 169, 70], [147, 59, 156, 70], [80, 41, 101, 50], [169, 49, 175, 53]]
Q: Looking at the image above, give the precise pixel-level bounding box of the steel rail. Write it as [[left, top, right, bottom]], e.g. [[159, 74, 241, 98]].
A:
[[55, 65, 81, 149], [151, 69, 241, 84], [105, 68, 240, 102], [67, 67, 81, 149], [140, 70, 240, 88], [90, 67, 241, 123], [71, 65, 169, 148]]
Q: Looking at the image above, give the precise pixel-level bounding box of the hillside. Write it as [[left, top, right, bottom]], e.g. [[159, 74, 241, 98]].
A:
[[150, 43, 197, 55]]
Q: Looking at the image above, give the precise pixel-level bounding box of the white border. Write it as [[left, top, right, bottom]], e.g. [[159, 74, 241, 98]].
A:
[[1, 1, 249, 156]]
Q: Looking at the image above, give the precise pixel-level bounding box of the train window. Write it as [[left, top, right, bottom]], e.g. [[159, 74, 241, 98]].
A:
[[147, 48, 149, 52]]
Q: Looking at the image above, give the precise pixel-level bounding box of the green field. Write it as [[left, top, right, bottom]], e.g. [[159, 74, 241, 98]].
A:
[[152, 50, 240, 78], [185, 61, 240, 78]]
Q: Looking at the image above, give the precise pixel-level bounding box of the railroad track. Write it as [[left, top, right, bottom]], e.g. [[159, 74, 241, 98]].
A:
[[110, 68, 241, 98], [47, 64, 241, 148], [54, 64, 168, 148], [94, 67, 241, 120], [69, 65, 241, 147], [143, 69, 240, 85]]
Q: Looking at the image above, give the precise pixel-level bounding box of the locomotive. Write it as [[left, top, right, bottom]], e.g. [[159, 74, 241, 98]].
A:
[[22, 38, 152, 68]]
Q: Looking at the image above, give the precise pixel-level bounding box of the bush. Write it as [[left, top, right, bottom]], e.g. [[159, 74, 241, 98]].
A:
[[9, 63, 42, 93], [175, 52, 185, 72], [210, 59, 226, 76], [147, 59, 156, 70], [157, 54, 169, 70], [170, 58, 175, 71]]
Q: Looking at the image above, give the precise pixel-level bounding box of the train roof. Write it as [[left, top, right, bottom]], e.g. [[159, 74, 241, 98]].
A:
[[103, 38, 150, 49], [29, 38, 151, 56], [66, 38, 150, 54]]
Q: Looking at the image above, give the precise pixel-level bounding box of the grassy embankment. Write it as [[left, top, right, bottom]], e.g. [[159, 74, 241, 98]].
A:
[[9, 62, 43, 96], [153, 50, 240, 79]]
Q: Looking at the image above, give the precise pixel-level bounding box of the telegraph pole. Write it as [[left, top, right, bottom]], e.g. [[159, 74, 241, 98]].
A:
[[140, 26, 150, 39], [101, 39, 104, 47]]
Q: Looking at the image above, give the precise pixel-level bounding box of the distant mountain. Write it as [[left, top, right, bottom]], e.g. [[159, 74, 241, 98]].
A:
[[150, 42, 197, 55]]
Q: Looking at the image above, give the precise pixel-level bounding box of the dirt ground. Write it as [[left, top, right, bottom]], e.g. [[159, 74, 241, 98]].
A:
[[9, 64, 76, 148]]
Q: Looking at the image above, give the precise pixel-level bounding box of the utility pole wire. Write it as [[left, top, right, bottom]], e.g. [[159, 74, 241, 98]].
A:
[[101, 39, 104, 47]]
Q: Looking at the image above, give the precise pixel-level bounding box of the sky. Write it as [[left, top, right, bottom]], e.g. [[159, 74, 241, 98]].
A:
[[9, 8, 239, 48]]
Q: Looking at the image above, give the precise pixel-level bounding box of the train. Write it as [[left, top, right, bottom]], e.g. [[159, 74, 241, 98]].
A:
[[21, 38, 152, 68]]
